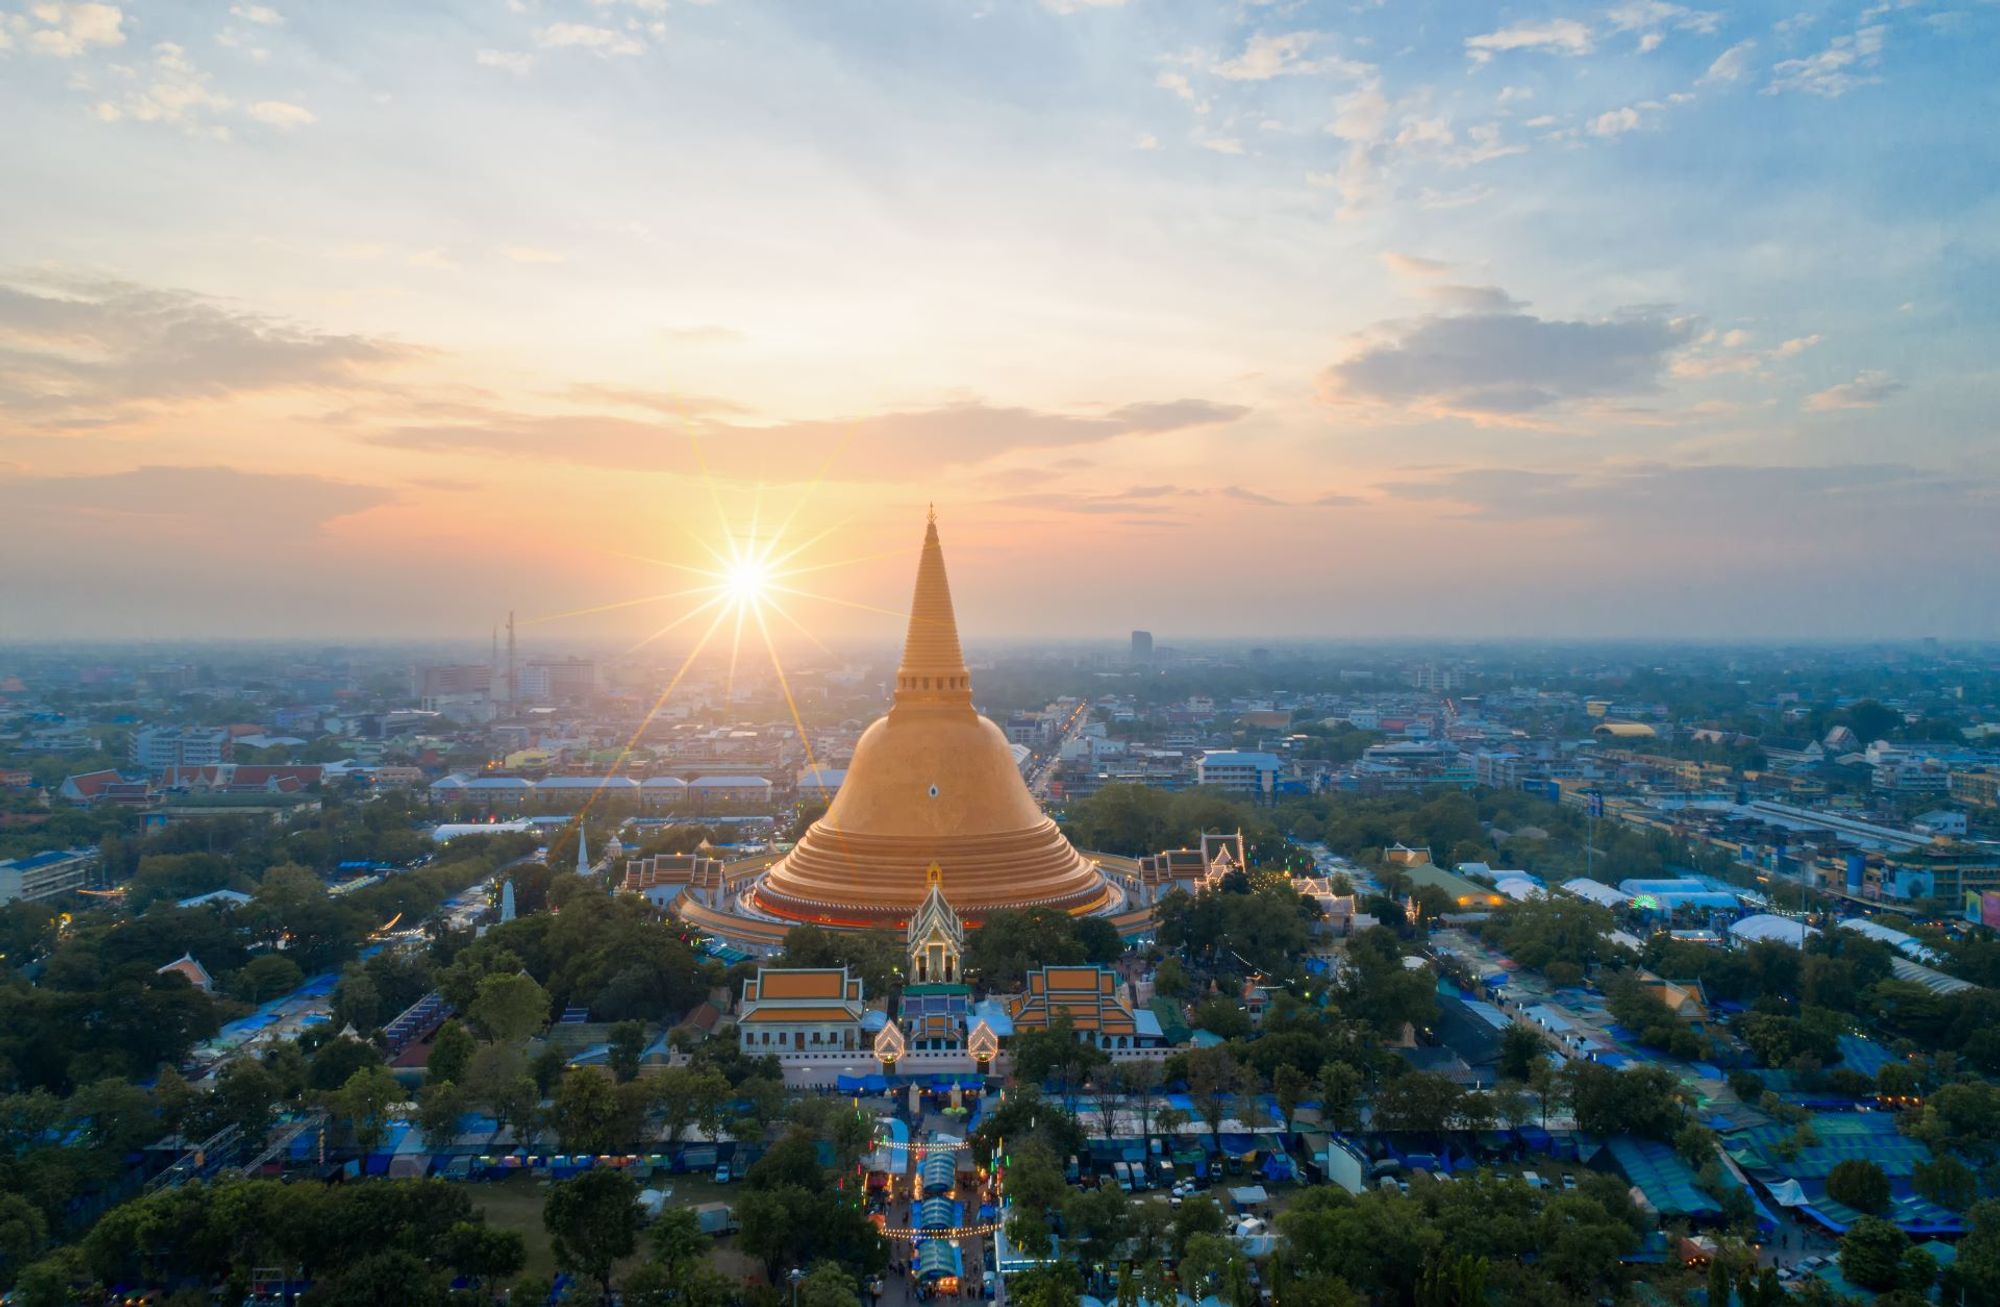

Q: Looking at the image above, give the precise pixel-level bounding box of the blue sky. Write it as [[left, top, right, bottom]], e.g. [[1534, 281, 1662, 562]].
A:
[[1, 0, 1996, 640]]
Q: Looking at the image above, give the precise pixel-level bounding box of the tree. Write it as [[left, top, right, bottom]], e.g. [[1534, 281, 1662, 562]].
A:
[[1012, 1011, 1109, 1108], [1319, 1061, 1362, 1134], [544, 1168, 641, 1304], [441, 1221, 525, 1292], [1838, 1216, 1908, 1292], [238, 953, 304, 1004], [1185, 1046, 1247, 1148], [1274, 1063, 1310, 1134], [1497, 1024, 1547, 1082], [1372, 1072, 1466, 1134], [328, 1065, 401, 1155], [609, 1020, 646, 1083], [0, 1192, 48, 1293], [1912, 1155, 1977, 1211], [652, 1064, 730, 1143], [426, 1019, 474, 1085], [417, 1080, 467, 1149], [1826, 1158, 1891, 1215], [648, 1206, 705, 1272], [797, 1262, 862, 1307], [469, 973, 550, 1043], [551, 1068, 629, 1154]]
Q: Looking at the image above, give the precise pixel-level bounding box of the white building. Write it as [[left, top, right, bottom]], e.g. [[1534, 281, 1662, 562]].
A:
[[131, 727, 230, 773], [736, 966, 867, 1056], [0, 848, 96, 905], [1196, 750, 1282, 796]]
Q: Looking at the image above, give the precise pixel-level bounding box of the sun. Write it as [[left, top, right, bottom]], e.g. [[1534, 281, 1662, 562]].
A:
[[722, 553, 773, 610]]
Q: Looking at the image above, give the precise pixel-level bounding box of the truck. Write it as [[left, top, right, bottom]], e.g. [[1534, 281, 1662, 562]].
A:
[[694, 1202, 738, 1236]]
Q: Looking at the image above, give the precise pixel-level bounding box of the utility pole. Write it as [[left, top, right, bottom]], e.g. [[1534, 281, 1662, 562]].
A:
[[505, 610, 517, 711], [1585, 788, 1603, 881]]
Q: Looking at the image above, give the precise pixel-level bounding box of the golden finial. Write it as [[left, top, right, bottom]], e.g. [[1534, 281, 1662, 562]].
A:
[[926, 861, 944, 889]]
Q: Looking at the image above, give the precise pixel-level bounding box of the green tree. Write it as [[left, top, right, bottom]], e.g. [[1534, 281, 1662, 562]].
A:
[[417, 1079, 467, 1149], [1319, 1061, 1363, 1134], [609, 1020, 646, 1083], [238, 953, 304, 1004], [1497, 1023, 1547, 1082], [1912, 1155, 1977, 1211], [328, 1065, 401, 1154], [1838, 1216, 1908, 1292], [1185, 1045, 1248, 1149], [1826, 1158, 1891, 1215], [0, 1192, 48, 1293], [1274, 1063, 1310, 1134], [544, 1168, 641, 1304], [551, 1068, 634, 1154], [469, 972, 550, 1043], [426, 1019, 474, 1085]]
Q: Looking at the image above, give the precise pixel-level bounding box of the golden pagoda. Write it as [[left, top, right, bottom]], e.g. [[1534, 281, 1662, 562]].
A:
[[754, 511, 1110, 926]]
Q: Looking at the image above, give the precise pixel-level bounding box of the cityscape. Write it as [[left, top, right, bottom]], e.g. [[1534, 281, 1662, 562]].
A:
[[5, 1, 2000, 1307]]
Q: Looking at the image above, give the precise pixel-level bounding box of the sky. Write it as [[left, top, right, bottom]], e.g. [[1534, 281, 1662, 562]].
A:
[[2, 0, 1997, 645]]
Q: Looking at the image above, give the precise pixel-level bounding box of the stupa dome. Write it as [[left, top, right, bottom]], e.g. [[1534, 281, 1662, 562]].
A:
[[754, 511, 1109, 925]]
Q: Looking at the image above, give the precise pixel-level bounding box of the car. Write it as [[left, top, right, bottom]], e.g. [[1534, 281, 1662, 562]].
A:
[[713, 1164, 732, 1184], [982, 1271, 996, 1299], [1561, 1173, 1577, 1191]]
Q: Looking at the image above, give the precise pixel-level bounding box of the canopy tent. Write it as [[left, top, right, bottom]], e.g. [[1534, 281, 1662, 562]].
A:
[[914, 1239, 965, 1283], [836, 1073, 893, 1093]]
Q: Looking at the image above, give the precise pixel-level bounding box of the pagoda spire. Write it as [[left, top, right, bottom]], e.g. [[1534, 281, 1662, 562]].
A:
[[894, 510, 971, 708]]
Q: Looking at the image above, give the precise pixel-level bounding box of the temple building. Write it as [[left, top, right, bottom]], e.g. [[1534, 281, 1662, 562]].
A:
[[752, 512, 1112, 926], [1112, 831, 1248, 906], [1009, 964, 1165, 1055], [899, 867, 974, 1053], [735, 966, 866, 1056]]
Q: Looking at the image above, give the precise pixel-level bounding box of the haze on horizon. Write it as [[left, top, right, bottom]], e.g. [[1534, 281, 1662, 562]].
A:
[[2, 0, 1996, 643]]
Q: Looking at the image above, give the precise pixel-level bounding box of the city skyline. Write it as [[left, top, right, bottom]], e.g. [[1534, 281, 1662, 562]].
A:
[[4, 0, 1996, 640]]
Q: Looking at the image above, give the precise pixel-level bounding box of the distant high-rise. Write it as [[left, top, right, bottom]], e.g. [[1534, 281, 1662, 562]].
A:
[[1130, 630, 1154, 662]]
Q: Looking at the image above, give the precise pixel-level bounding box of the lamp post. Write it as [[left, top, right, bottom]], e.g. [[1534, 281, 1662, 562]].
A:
[[788, 1265, 804, 1307]]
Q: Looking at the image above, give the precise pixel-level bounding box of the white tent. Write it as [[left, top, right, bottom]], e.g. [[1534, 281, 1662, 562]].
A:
[[1729, 914, 1819, 946]]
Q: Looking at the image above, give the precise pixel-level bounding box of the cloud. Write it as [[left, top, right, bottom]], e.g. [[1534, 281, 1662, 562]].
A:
[[986, 481, 1295, 520], [1040, 0, 1130, 12], [229, 3, 282, 24], [1804, 369, 1904, 411], [1377, 461, 1958, 524], [1672, 330, 1821, 377], [1193, 132, 1244, 155], [476, 49, 535, 74], [1320, 300, 1695, 420], [365, 396, 1251, 479], [0, 464, 391, 535], [1380, 252, 1450, 278], [561, 384, 747, 416], [1424, 285, 1526, 312], [1134, 132, 1159, 150], [498, 245, 566, 264], [0, 273, 421, 421], [658, 324, 745, 346], [1588, 107, 1643, 137], [1767, 26, 1885, 97], [1701, 39, 1757, 85], [1213, 31, 1368, 81], [534, 23, 644, 56], [90, 42, 236, 136], [24, 2, 125, 58], [1603, 1, 1720, 48], [1155, 71, 1201, 107], [246, 99, 315, 127], [1466, 20, 1594, 63]]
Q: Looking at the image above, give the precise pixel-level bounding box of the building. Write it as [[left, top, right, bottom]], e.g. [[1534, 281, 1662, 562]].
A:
[[57, 769, 154, 805], [622, 851, 729, 911], [0, 847, 97, 905], [1195, 750, 1283, 797], [1130, 630, 1153, 662], [519, 657, 596, 703], [415, 663, 492, 698], [752, 512, 1109, 927], [900, 870, 974, 1052], [1009, 964, 1165, 1055], [735, 966, 866, 1056], [154, 953, 215, 994], [1948, 770, 1999, 811], [130, 727, 231, 774]]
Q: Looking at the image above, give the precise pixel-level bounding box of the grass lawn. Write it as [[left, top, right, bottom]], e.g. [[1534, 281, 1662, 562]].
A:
[[470, 1171, 751, 1286]]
